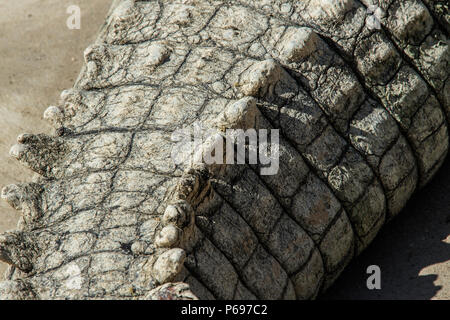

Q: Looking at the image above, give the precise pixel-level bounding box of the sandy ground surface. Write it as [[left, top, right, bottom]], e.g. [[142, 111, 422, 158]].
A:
[[0, 0, 448, 300]]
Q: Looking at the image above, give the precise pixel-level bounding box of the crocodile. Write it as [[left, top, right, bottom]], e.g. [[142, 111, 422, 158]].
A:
[[0, 0, 448, 300]]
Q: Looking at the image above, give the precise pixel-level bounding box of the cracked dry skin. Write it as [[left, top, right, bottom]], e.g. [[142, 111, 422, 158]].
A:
[[0, 0, 448, 300]]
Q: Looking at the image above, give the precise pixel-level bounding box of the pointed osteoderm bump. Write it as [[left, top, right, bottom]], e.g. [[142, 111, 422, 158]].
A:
[[215, 97, 259, 131], [1, 183, 43, 224], [0, 231, 34, 273], [152, 248, 187, 284], [238, 59, 283, 97], [278, 27, 320, 63], [43, 106, 64, 127], [9, 133, 64, 177]]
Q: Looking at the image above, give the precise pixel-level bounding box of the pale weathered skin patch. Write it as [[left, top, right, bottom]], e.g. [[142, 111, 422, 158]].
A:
[[0, 0, 448, 300]]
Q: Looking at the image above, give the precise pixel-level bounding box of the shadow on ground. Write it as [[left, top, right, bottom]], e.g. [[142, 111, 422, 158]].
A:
[[322, 158, 450, 300]]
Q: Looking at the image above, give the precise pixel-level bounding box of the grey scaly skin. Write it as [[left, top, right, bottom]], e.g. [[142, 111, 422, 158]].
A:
[[0, 0, 448, 300]]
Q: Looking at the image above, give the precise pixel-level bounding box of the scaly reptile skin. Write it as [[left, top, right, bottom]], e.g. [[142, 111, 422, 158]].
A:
[[0, 0, 448, 300]]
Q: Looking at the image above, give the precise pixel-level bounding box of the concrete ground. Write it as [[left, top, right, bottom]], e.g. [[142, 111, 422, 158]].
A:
[[0, 0, 449, 300]]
